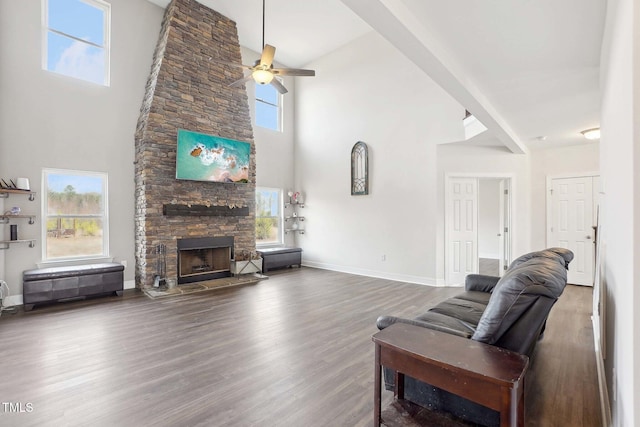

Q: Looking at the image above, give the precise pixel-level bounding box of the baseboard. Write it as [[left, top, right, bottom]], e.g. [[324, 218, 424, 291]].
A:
[[302, 260, 442, 287], [124, 279, 136, 290], [4, 294, 23, 307], [592, 315, 612, 426]]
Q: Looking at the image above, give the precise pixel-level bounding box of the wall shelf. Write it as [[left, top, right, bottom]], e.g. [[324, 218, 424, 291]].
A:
[[284, 202, 305, 209], [285, 229, 305, 234], [0, 189, 36, 201], [0, 239, 36, 250], [1, 185, 37, 248], [284, 197, 305, 235], [0, 214, 36, 224]]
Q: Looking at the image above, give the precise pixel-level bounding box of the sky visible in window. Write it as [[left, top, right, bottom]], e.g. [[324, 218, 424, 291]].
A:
[[47, 173, 103, 194], [47, 0, 106, 85], [255, 83, 278, 105], [255, 83, 279, 130]]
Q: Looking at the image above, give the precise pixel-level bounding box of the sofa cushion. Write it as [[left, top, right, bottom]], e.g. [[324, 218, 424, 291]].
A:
[[454, 290, 492, 305], [426, 297, 486, 326], [412, 312, 477, 338], [471, 248, 573, 344]]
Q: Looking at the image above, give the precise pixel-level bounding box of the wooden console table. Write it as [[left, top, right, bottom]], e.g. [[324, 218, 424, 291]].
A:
[[372, 323, 529, 426]]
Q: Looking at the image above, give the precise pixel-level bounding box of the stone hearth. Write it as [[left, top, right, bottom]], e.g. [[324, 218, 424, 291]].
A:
[[134, 0, 255, 288]]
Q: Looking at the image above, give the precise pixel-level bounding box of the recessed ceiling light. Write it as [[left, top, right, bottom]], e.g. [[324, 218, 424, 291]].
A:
[[581, 128, 600, 140]]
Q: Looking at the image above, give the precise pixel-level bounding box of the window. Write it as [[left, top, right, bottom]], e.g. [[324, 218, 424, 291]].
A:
[[43, 0, 111, 85], [256, 187, 283, 246], [255, 81, 282, 131], [42, 169, 109, 261]]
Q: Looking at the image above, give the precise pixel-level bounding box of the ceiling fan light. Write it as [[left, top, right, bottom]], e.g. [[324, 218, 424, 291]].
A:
[[252, 69, 274, 84], [581, 127, 600, 140]]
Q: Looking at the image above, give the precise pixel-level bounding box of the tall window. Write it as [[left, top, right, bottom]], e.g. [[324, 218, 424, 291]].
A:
[[42, 169, 109, 261], [256, 187, 282, 246], [255, 81, 282, 131], [43, 0, 111, 86]]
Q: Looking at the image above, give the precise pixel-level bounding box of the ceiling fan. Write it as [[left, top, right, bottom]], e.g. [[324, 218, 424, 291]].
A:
[[227, 0, 315, 94]]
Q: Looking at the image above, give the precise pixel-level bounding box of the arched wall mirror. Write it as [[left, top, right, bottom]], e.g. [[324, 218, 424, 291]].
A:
[[351, 141, 368, 195]]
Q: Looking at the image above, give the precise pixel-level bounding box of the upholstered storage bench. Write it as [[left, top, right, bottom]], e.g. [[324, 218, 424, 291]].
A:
[[257, 247, 302, 272], [23, 263, 124, 311]]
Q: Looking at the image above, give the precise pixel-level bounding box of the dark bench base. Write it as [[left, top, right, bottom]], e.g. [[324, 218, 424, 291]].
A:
[[257, 247, 302, 272], [23, 263, 124, 311]]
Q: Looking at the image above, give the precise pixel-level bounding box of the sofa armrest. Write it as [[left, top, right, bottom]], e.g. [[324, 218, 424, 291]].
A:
[[376, 315, 471, 338], [465, 274, 500, 293]]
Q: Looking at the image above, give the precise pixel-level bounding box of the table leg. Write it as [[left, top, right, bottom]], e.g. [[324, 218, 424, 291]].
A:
[[394, 371, 405, 400], [374, 345, 381, 426], [499, 385, 519, 427], [518, 378, 525, 426]]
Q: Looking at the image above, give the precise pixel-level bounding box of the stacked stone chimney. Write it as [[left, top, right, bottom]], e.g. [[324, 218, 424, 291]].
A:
[[134, 0, 255, 288]]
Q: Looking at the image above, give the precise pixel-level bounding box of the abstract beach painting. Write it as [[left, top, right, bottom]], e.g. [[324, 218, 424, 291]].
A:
[[176, 129, 250, 183]]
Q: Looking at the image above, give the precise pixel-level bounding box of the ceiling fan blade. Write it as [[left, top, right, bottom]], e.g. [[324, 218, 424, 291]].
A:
[[270, 77, 288, 94], [272, 68, 316, 77], [260, 44, 276, 68], [229, 74, 253, 88]]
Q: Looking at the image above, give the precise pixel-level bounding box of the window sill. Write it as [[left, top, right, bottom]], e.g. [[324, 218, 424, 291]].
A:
[[37, 256, 114, 269], [256, 243, 285, 249]]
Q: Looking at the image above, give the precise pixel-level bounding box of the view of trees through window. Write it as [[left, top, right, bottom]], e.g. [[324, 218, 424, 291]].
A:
[[44, 170, 107, 259], [256, 188, 281, 245]]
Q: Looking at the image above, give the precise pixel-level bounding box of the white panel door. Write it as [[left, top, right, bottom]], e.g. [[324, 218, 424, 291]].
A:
[[550, 177, 594, 286], [498, 179, 511, 276], [447, 178, 478, 285]]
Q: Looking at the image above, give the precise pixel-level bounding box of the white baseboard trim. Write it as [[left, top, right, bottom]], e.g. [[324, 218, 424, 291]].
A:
[[592, 315, 612, 426], [302, 260, 444, 287], [124, 279, 136, 290], [4, 294, 23, 307]]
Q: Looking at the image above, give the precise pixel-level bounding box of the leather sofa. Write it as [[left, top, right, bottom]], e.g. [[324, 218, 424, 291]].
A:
[[376, 247, 574, 426]]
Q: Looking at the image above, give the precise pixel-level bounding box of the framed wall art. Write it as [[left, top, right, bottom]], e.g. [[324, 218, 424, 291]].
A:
[[351, 141, 368, 195]]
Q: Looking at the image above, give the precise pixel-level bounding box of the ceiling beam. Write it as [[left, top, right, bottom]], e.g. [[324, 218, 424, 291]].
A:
[[341, 0, 528, 154]]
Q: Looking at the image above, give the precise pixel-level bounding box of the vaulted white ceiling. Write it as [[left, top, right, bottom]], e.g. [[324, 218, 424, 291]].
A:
[[146, 0, 606, 153]]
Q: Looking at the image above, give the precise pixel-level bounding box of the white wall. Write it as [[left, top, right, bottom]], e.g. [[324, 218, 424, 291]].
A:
[[0, 0, 163, 300], [599, 0, 639, 424], [294, 31, 464, 284]]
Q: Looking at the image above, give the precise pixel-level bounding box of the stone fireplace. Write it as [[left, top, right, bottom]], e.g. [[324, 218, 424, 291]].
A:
[[177, 236, 233, 284], [134, 0, 255, 288]]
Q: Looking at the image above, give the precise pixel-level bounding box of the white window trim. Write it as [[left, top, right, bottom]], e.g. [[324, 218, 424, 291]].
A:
[[256, 186, 284, 247], [41, 168, 110, 264], [255, 79, 283, 132], [41, 0, 112, 86]]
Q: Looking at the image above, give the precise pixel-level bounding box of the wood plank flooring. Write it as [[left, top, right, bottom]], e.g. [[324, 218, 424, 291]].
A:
[[0, 267, 600, 426]]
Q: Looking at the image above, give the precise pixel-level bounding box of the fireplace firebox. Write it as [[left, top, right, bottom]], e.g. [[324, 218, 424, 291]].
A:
[[177, 237, 234, 284]]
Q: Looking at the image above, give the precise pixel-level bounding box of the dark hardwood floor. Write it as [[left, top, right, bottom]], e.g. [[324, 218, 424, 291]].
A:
[[0, 268, 600, 426]]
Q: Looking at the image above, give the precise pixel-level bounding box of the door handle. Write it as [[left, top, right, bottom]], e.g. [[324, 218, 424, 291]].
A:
[[586, 236, 592, 240], [497, 233, 502, 237]]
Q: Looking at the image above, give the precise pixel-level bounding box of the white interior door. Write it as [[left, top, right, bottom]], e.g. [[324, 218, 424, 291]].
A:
[[498, 179, 511, 275], [447, 178, 478, 285], [549, 177, 595, 286]]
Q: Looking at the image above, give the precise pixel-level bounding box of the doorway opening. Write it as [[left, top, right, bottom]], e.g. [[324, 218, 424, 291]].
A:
[[445, 175, 512, 285]]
